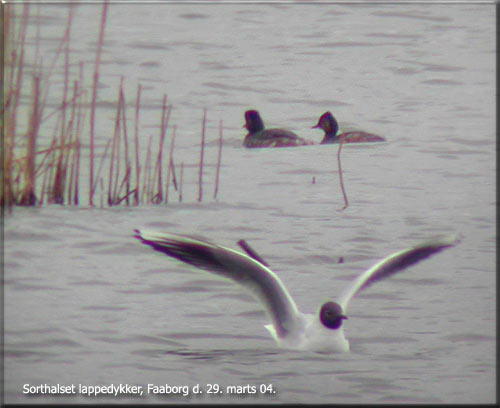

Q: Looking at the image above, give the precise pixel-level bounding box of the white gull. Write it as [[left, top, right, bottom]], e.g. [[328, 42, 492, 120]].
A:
[[134, 230, 459, 353]]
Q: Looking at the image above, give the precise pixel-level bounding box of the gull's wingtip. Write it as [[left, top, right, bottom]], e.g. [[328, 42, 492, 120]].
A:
[[134, 229, 165, 245], [423, 234, 462, 249], [133, 229, 213, 247], [134, 228, 152, 243], [134, 229, 170, 239], [134, 229, 157, 249]]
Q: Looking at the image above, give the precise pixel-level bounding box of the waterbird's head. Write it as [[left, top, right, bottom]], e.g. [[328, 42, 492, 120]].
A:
[[319, 301, 347, 330], [312, 112, 339, 136], [244, 110, 265, 132]]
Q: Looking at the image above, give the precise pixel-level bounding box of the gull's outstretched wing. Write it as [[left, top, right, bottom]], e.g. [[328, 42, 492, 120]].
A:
[[134, 230, 300, 338], [338, 235, 460, 313]]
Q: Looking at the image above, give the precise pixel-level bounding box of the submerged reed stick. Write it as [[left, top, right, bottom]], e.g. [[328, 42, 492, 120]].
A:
[[337, 137, 348, 210]]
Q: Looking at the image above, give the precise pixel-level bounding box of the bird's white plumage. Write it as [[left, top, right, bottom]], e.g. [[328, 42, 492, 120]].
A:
[[135, 230, 459, 353]]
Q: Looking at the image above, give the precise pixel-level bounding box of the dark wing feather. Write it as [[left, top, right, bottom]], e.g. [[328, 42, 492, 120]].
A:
[[134, 230, 300, 337], [338, 235, 459, 312]]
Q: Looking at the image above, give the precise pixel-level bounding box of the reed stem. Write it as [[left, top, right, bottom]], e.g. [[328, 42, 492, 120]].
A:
[[179, 162, 184, 203], [89, 2, 108, 206], [337, 138, 348, 210], [133, 84, 142, 206], [18, 75, 40, 206], [119, 80, 131, 206], [198, 108, 207, 202], [152, 95, 170, 203], [213, 119, 223, 199], [2, 5, 225, 210], [165, 125, 177, 204]]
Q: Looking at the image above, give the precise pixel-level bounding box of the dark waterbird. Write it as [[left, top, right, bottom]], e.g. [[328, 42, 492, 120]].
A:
[[313, 111, 386, 144], [243, 110, 313, 148]]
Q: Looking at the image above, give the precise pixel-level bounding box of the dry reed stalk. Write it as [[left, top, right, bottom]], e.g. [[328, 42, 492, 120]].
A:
[[165, 125, 177, 204], [108, 78, 125, 205], [337, 138, 348, 210], [89, 2, 108, 206], [51, 22, 73, 205], [55, 9, 74, 204], [99, 177, 104, 209], [0, 6, 5, 209], [18, 75, 40, 206], [34, 4, 41, 67], [63, 83, 81, 206], [33, 127, 58, 178], [115, 169, 134, 205], [133, 84, 142, 206], [151, 95, 170, 204], [37, 7, 73, 123], [213, 119, 223, 199], [2, 5, 29, 207], [179, 162, 184, 203], [51, 132, 66, 203], [37, 126, 60, 206], [198, 108, 207, 202], [170, 160, 178, 192], [45, 118, 62, 204], [169, 129, 178, 192], [107, 108, 119, 205], [112, 81, 134, 206], [38, 159, 48, 206], [93, 137, 113, 207], [141, 135, 153, 204], [119, 80, 131, 205], [1, 7, 12, 207], [38, 137, 60, 207], [68, 150, 75, 205], [73, 131, 81, 206], [45, 143, 66, 205], [72, 77, 85, 206], [67, 81, 79, 205], [8, 5, 29, 148]]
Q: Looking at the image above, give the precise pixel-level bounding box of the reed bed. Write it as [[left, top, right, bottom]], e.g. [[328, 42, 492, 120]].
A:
[[2, 4, 224, 211]]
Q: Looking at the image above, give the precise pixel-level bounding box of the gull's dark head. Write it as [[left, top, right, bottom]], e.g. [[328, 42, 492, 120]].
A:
[[319, 301, 347, 330]]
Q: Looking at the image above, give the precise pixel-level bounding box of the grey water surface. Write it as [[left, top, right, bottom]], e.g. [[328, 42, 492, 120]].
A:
[[4, 3, 495, 404]]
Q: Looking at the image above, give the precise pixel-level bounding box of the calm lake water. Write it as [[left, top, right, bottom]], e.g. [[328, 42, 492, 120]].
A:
[[4, 3, 495, 404]]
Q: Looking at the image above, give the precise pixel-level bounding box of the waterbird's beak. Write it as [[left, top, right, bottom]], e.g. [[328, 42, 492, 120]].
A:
[[312, 123, 320, 129]]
